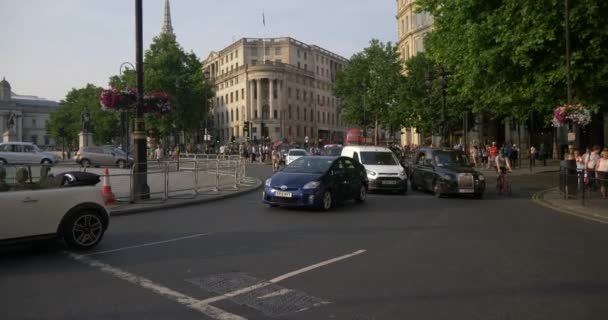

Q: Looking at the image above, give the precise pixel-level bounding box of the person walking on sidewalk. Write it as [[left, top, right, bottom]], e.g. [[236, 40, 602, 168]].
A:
[[155, 144, 164, 168], [584, 146, 601, 191], [530, 145, 537, 168], [511, 144, 520, 169], [539, 143, 548, 166], [481, 145, 489, 169], [595, 150, 608, 199], [489, 142, 498, 170]]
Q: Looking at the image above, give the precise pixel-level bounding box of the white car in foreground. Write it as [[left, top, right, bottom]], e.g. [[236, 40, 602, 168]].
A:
[[0, 164, 110, 249], [286, 149, 308, 165]]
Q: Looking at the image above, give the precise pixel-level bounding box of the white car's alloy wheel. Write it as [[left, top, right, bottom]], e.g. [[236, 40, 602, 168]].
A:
[[65, 212, 104, 249]]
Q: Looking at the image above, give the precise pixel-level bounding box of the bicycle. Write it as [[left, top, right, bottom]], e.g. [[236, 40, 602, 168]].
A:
[[496, 169, 512, 196]]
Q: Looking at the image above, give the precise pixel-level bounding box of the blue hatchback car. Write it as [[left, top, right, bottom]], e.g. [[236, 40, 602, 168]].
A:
[[263, 156, 368, 211]]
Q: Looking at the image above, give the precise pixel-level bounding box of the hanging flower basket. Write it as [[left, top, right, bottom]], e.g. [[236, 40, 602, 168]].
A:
[[99, 88, 136, 110], [99, 88, 172, 115], [144, 92, 172, 115], [551, 104, 591, 128]]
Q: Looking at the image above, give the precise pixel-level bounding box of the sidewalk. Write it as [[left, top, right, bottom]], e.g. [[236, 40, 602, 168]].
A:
[[48, 165, 262, 216], [533, 188, 608, 224], [475, 159, 560, 177]]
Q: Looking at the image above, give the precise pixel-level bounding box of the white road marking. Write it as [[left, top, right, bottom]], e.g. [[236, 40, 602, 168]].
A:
[[256, 288, 292, 299], [196, 249, 366, 305], [85, 232, 212, 256], [67, 252, 246, 320]]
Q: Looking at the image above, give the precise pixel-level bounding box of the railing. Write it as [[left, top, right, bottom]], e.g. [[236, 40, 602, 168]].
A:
[[42, 157, 250, 204], [558, 165, 607, 206]]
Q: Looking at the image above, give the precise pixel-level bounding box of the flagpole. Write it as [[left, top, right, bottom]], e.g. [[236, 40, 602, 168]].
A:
[[262, 11, 266, 64]]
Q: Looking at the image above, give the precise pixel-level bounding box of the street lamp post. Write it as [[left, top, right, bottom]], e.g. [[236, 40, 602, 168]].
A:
[[132, 0, 149, 199], [119, 62, 135, 161], [426, 66, 449, 147]]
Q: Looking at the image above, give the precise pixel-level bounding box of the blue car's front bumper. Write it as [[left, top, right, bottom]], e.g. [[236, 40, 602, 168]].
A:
[[262, 186, 322, 208]]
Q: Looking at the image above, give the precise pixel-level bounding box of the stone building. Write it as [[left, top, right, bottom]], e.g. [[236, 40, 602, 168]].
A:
[[202, 37, 349, 145], [0, 78, 59, 146]]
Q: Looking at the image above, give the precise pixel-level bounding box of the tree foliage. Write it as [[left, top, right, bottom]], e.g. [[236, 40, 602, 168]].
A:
[[47, 84, 119, 146], [417, 0, 608, 123], [334, 39, 405, 133]]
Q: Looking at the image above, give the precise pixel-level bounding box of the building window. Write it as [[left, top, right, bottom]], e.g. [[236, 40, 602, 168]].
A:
[[235, 90, 239, 102], [220, 96, 224, 105], [297, 106, 300, 120], [275, 47, 281, 55], [303, 108, 307, 121], [226, 111, 229, 123], [416, 37, 424, 53], [297, 62, 301, 69], [304, 52, 307, 60], [32, 119, 37, 127], [44, 136, 50, 145], [31, 135, 38, 144], [289, 105, 292, 119], [297, 125, 301, 136], [235, 49, 238, 58], [273, 110, 278, 119], [297, 49, 301, 58], [251, 59, 258, 65], [304, 64, 307, 71], [236, 108, 239, 121], [251, 47, 258, 56], [254, 110, 258, 119], [310, 109, 313, 121], [288, 87, 292, 98], [230, 92, 234, 103], [316, 66, 319, 75], [241, 88, 245, 98], [317, 111, 320, 121], [303, 90, 307, 102], [230, 110, 234, 122], [322, 112, 325, 123], [265, 47, 270, 57], [296, 89, 300, 100]]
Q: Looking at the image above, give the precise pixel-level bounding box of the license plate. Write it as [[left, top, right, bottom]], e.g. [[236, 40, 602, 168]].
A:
[[382, 180, 398, 185], [459, 189, 474, 193], [275, 191, 293, 198]]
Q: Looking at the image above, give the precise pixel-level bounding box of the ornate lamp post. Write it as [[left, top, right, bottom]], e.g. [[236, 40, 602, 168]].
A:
[[133, 0, 150, 199]]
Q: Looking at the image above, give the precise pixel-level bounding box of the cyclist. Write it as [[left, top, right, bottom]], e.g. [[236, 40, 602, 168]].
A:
[[495, 147, 513, 193]]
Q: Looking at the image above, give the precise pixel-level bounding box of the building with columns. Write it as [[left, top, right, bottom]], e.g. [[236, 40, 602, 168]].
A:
[[202, 37, 348, 144], [396, 0, 433, 146], [0, 78, 59, 146]]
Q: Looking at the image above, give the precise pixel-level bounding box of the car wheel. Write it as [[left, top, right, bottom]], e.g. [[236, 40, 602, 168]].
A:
[[433, 181, 444, 198], [117, 160, 126, 169], [320, 190, 333, 211], [62, 210, 105, 250], [355, 185, 366, 203], [81, 159, 91, 168], [41, 159, 52, 165]]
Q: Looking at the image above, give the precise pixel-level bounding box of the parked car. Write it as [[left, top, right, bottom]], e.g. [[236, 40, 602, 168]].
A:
[[410, 148, 485, 199], [341, 145, 408, 194], [263, 156, 368, 211], [286, 149, 308, 165], [321, 144, 343, 156], [76, 146, 133, 168], [0, 164, 110, 249], [0, 142, 59, 165]]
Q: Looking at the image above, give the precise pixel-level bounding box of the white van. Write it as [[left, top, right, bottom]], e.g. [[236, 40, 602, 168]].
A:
[[341, 146, 407, 194]]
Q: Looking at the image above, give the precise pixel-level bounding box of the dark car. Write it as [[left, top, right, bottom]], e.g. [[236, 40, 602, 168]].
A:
[[263, 156, 368, 211], [410, 148, 485, 198]]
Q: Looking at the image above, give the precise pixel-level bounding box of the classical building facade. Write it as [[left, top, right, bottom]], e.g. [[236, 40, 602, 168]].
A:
[[0, 78, 59, 146], [396, 0, 433, 146], [202, 37, 348, 144]]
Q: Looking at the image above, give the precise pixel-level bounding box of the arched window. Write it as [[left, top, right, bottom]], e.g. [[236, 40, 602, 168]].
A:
[[230, 110, 234, 122], [297, 106, 300, 120], [236, 108, 239, 121]]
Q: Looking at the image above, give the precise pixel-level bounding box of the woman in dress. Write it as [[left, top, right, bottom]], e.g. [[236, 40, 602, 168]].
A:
[[594, 150, 608, 199]]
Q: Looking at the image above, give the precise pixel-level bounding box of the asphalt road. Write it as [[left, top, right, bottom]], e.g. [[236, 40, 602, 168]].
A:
[[2, 164, 607, 320]]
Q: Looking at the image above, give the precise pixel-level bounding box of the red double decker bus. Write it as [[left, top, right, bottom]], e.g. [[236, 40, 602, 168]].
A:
[[345, 129, 364, 145]]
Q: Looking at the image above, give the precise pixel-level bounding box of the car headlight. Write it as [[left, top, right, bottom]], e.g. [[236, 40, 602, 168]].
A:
[[478, 174, 485, 181], [265, 178, 271, 187], [303, 181, 320, 189], [399, 170, 406, 177], [366, 169, 377, 176]]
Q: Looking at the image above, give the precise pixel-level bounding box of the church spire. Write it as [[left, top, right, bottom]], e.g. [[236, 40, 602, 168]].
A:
[[162, 0, 175, 38]]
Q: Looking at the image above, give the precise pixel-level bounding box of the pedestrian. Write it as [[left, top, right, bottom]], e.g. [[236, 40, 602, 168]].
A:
[[585, 146, 601, 191], [595, 150, 608, 199], [481, 145, 488, 169], [510, 144, 519, 169], [575, 149, 585, 187], [539, 143, 547, 166], [489, 142, 498, 169], [271, 148, 281, 172], [470, 145, 478, 167], [530, 145, 537, 168], [251, 145, 257, 163], [155, 143, 163, 168]]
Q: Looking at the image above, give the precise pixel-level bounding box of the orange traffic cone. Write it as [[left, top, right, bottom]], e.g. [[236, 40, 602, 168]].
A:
[[102, 167, 116, 205]]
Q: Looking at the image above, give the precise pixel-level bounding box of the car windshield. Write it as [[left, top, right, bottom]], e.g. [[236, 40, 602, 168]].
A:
[[360, 152, 398, 165], [289, 150, 306, 156], [434, 151, 470, 167], [322, 148, 342, 156], [283, 157, 333, 174]]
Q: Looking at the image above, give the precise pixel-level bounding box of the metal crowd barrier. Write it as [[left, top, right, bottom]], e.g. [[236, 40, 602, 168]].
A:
[[40, 157, 250, 204]]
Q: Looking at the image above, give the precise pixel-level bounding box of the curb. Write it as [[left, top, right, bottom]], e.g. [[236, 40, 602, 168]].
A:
[[531, 188, 608, 224], [109, 178, 263, 216]]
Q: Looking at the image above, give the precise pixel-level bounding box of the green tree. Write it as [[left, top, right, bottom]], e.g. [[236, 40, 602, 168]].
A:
[[48, 84, 119, 146], [417, 0, 608, 123], [333, 39, 405, 143], [107, 34, 214, 141]]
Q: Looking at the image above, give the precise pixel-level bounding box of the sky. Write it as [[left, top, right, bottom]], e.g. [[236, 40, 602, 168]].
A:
[[0, 0, 397, 102]]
